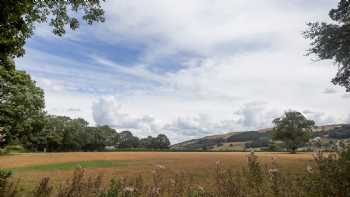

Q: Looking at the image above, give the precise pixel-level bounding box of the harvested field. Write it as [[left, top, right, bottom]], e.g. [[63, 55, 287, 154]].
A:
[[0, 152, 313, 189]]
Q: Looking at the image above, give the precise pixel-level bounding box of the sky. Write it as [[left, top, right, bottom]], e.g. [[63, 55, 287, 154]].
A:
[[16, 0, 350, 144]]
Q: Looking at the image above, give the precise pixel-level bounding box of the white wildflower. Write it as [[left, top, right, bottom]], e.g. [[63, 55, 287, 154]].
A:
[[197, 185, 204, 192], [151, 187, 160, 195], [306, 164, 313, 174], [123, 186, 135, 192], [155, 164, 166, 169], [268, 168, 279, 174]]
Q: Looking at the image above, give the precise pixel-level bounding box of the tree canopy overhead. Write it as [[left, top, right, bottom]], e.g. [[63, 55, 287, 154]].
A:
[[0, 0, 106, 60], [272, 111, 315, 153], [304, 0, 350, 92]]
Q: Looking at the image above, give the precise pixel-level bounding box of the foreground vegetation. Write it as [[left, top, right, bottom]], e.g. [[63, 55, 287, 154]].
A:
[[0, 147, 349, 197]]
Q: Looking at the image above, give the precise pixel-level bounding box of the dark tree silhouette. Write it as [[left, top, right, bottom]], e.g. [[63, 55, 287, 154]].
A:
[[304, 0, 350, 92]]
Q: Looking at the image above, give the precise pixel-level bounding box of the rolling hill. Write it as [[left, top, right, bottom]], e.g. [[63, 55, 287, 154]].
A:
[[171, 124, 350, 151]]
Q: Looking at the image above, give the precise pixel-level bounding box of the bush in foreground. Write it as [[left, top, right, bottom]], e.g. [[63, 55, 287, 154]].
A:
[[1, 147, 349, 197]]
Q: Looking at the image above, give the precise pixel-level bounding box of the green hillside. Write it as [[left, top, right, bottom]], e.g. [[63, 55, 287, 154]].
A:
[[171, 124, 350, 151]]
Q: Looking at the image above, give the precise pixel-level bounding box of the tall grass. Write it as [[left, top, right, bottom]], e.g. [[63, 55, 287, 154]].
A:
[[1, 147, 349, 196]]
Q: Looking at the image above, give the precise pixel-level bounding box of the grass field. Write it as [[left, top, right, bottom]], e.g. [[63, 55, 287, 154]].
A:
[[0, 152, 313, 189]]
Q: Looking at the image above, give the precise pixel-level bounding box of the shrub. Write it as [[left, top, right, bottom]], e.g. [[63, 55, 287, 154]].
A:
[[4, 144, 26, 153], [301, 147, 350, 197]]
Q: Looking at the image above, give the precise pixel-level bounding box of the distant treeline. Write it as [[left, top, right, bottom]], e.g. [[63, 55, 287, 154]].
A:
[[5, 115, 170, 152]]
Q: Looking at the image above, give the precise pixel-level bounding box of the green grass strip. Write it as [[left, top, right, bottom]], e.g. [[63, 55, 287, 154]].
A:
[[8, 160, 132, 172]]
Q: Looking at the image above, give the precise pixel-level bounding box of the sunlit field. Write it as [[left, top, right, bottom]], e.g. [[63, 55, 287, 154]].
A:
[[0, 152, 313, 189]]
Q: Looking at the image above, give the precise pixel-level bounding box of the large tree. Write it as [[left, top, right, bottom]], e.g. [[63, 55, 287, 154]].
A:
[[272, 111, 315, 154], [0, 0, 106, 61], [304, 0, 350, 92], [0, 60, 45, 147], [118, 131, 140, 148], [154, 134, 171, 149], [81, 126, 119, 151], [139, 134, 170, 149]]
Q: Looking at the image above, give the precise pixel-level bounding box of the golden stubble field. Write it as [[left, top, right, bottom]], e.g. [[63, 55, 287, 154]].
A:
[[0, 152, 313, 188]]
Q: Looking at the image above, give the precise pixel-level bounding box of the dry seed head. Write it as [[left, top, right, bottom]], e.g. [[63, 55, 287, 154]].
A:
[[197, 185, 204, 192], [169, 178, 175, 185], [306, 164, 313, 174], [155, 164, 166, 169], [268, 168, 279, 174], [123, 186, 135, 192], [150, 187, 160, 195]]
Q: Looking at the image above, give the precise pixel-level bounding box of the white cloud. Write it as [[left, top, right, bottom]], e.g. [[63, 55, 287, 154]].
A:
[[97, 0, 335, 62], [17, 0, 350, 143], [92, 97, 161, 137], [44, 91, 97, 124], [163, 114, 236, 137], [234, 102, 279, 130], [91, 97, 281, 143], [302, 110, 337, 125], [93, 57, 166, 83]]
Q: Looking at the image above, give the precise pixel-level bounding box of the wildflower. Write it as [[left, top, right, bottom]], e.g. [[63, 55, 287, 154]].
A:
[[150, 187, 160, 195], [306, 164, 313, 174], [268, 168, 279, 176], [119, 177, 126, 185], [123, 186, 135, 192], [268, 168, 279, 180], [247, 150, 257, 162], [77, 164, 83, 169], [197, 185, 204, 192], [155, 164, 166, 169], [169, 178, 175, 185]]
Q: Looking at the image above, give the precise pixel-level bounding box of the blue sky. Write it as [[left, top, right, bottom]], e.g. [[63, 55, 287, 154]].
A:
[[16, 0, 350, 143]]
